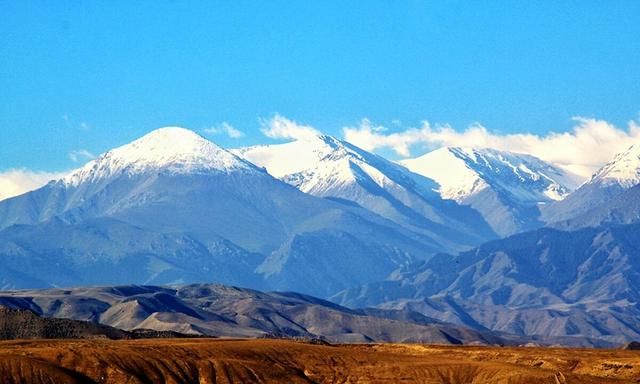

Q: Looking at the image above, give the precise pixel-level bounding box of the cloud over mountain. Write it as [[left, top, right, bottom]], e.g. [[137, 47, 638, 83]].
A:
[[0, 169, 67, 201], [260, 114, 321, 141], [343, 117, 640, 178]]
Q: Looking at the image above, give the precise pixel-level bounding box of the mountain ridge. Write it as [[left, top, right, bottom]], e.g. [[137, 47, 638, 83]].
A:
[[0, 283, 510, 345], [334, 222, 640, 345], [0, 283, 615, 347], [234, 135, 496, 252]]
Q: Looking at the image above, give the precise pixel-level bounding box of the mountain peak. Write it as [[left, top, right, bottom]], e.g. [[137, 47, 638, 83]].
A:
[[133, 126, 207, 144], [400, 146, 488, 201], [63, 127, 257, 186], [116, 126, 225, 162], [590, 143, 640, 187], [401, 146, 577, 203]]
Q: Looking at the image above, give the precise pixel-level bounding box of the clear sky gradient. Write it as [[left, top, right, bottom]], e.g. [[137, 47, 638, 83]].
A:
[[1, 1, 639, 171]]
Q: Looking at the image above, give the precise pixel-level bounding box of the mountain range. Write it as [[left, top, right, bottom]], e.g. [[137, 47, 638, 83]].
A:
[[2, 127, 640, 345], [0, 128, 443, 297], [234, 135, 495, 251], [0, 283, 614, 347], [333, 223, 640, 344], [0, 284, 509, 344], [330, 142, 640, 345]]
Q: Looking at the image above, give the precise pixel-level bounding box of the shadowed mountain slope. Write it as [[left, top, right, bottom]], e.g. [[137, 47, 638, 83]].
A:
[[334, 223, 640, 345]]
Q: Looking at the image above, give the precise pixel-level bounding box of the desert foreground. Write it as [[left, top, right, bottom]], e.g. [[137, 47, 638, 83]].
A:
[[0, 339, 639, 383]]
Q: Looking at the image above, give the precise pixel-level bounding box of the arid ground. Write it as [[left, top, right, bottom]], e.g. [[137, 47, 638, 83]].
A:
[[0, 338, 639, 383]]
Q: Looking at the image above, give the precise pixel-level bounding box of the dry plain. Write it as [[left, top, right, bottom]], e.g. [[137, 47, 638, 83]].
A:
[[0, 338, 639, 383]]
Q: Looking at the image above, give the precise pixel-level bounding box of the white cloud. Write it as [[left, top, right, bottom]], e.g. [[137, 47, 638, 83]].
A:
[[344, 118, 416, 156], [203, 122, 245, 139], [260, 113, 321, 141], [68, 149, 96, 163], [0, 169, 68, 201], [343, 117, 640, 179]]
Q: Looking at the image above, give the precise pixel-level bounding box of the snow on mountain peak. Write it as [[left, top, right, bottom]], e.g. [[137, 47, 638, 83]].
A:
[[233, 134, 439, 196], [400, 147, 487, 201], [232, 134, 351, 178], [63, 127, 257, 186], [233, 137, 498, 250], [590, 143, 640, 188], [401, 146, 578, 203]]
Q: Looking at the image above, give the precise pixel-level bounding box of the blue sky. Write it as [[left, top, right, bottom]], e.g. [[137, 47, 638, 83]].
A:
[[1, 1, 639, 172]]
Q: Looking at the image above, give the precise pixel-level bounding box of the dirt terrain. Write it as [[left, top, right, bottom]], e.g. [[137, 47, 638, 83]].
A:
[[0, 338, 639, 383]]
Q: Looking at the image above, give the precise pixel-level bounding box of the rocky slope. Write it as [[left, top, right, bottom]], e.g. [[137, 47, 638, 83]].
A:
[[334, 223, 640, 345], [0, 284, 507, 345]]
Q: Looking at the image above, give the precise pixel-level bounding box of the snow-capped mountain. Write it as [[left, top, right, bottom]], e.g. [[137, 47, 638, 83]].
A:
[[63, 127, 257, 187], [400, 147, 578, 203], [234, 135, 496, 252], [543, 143, 640, 225], [0, 128, 441, 297], [233, 135, 442, 199], [0, 127, 261, 231], [400, 147, 580, 236], [590, 143, 640, 188]]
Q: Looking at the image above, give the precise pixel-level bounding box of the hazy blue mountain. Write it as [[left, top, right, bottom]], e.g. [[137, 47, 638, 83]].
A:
[[553, 184, 640, 230], [333, 223, 640, 344], [0, 217, 266, 290]]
